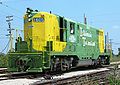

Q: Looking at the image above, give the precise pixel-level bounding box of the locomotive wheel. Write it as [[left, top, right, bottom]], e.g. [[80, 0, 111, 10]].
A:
[[93, 60, 98, 68], [50, 58, 71, 72], [50, 58, 61, 72], [60, 59, 70, 71]]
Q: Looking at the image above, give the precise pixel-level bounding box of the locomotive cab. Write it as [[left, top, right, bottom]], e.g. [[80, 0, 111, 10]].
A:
[[23, 8, 66, 52]]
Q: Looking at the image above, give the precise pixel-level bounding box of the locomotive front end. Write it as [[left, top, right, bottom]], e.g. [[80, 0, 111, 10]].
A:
[[8, 8, 50, 72], [8, 8, 66, 72]]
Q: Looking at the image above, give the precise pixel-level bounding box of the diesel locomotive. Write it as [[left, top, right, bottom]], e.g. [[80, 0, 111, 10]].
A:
[[8, 8, 110, 72]]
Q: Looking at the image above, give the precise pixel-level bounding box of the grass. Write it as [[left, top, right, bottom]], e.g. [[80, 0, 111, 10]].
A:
[[110, 55, 120, 62], [109, 55, 120, 85], [109, 76, 120, 85], [108, 63, 120, 85], [0, 55, 8, 68]]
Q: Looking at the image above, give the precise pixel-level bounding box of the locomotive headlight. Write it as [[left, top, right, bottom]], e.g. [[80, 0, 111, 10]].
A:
[[28, 14, 32, 18], [28, 18, 31, 22], [28, 14, 31, 18], [27, 10, 30, 13]]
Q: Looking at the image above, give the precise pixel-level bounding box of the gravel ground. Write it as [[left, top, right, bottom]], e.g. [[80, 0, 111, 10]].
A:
[[0, 78, 40, 85], [0, 62, 120, 85], [52, 68, 109, 79], [118, 65, 120, 68], [0, 68, 109, 85], [110, 61, 120, 65]]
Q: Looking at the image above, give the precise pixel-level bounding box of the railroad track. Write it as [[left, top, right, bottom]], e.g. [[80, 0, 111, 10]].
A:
[[30, 68, 110, 85], [30, 62, 120, 85], [0, 61, 119, 85], [0, 68, 9, 81], [0, 68, 7, 74], [0, 68, 111, 84], [31, 67, 120, 85], [0, 72, 45, 81]]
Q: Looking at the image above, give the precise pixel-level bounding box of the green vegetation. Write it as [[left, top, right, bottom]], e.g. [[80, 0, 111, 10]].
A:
[[0, 53, 8, 67], [110, 55, 120, 62], [109, 76, 120, 85], [108, 65, 120, 85]]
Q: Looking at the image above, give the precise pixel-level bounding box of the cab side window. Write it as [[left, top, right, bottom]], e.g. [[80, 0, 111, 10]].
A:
[[70, 22, 75, 34], [64, 20, 67, 28]]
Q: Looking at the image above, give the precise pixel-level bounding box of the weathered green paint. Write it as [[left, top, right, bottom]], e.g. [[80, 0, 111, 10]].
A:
[[55, 16, 100, 60], [8, 52, 50, 72]]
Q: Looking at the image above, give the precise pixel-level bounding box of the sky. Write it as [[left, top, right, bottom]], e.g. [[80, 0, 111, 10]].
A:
[[0, 0, 120, 54]]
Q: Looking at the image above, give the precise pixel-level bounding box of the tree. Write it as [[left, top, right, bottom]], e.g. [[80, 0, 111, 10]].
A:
[[0, 52, 5, 57], [118, 48, 120, 56]]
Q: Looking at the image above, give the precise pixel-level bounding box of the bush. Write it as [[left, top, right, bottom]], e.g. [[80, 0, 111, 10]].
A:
[[0, 55, 8, 68], [109, 75, 120, 85], [110, 55, 120, 62], [108, 65, 120, 85]]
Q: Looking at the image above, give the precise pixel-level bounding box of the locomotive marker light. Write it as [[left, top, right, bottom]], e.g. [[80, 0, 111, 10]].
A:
[[26, 8, 33, 22]]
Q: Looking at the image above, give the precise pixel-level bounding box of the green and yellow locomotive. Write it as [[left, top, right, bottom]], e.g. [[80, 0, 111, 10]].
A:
[[8, 8, 110, 72]]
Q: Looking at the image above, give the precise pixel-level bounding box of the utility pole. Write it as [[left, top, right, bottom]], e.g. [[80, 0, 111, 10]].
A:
[[109, 39, 112, 51], [6, 16, 14, 52], [84, 13, 87, 24], [105, 32, 113, 59], [105, 32, 110, 53], [109, 39, 113, 59]]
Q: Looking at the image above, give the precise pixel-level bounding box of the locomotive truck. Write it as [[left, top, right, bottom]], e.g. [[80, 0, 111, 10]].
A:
[[8, 8, 110, 72]]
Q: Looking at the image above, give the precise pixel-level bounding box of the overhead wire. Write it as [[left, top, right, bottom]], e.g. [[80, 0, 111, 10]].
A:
[[112, 42, 120, 45], [0, 10, 22, 22], [0, 1, 23, 53], [0, 0, 120, 51], [0, 39, 10, 53], [0, 1, 23, 25], [0, 1, 23, 14], [0, 1, 23, 36]]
